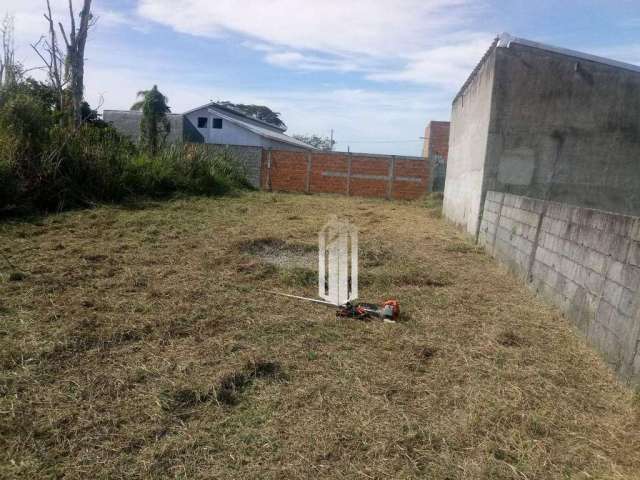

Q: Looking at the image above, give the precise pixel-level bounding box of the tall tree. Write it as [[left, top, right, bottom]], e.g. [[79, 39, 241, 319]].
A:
[[0, 14, 16, 87], [132, 85, 171, 155], [32, 0, 94, 126], [31, 1, 65, 113], [58, 0, 94, 126], [217, 101, 286, 130], [292, 134, 334, 151]]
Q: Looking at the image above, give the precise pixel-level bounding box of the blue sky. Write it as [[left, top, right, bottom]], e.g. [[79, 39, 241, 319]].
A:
[[6, 0, 640, 155]]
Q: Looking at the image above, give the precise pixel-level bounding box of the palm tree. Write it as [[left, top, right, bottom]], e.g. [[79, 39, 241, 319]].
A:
[[131, 85, 171, 155]]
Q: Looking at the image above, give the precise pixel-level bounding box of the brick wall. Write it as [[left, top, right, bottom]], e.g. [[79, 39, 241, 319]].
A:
[[422, 121, 450, 192], [479, 191, 640, 384], [261, 150, 429, 200], [422, 121, 450, 160]]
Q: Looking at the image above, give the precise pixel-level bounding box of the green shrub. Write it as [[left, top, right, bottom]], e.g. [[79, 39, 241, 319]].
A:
[[0, 83, 251, 213], [124, 144, 252, 198], [0, 134, 19, 207]]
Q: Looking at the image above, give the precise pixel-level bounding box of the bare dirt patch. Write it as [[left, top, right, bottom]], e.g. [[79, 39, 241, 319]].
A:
[[236, 237, 316, 269]]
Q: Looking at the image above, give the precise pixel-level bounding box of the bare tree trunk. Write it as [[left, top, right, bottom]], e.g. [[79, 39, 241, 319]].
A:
[[32, 1, 65, 115], [33, 0, 94, 126], [1, 14, 16, 87], [59, 0, 92, 127]]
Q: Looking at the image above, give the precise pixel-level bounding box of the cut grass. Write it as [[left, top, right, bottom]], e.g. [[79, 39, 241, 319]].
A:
[[0, 191, 639, 479]]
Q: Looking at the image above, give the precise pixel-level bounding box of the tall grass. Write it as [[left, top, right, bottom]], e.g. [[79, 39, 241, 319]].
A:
[[0, 91, 252, 213], [124, 144, 253, 198]]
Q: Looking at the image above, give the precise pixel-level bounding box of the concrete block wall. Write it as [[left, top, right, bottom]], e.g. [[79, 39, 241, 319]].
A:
[[479, 191, 640, 383], [103, 110, 192, 144], [204, 144, 262, 188], [261, 150, 429, 200]]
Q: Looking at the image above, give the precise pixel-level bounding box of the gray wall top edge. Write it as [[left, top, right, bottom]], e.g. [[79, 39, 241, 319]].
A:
[[452, 37, 499, 104], [103, 110, 184, 119], [491, 190, 640, 222], [453, 32, 640, 106], [498, 32, 640, 75], [265, 148, 425, 161]]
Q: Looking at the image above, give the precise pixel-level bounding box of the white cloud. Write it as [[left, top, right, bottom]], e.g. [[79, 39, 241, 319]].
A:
[[2, 0, 150, 73], [84, 62, 447, 156], [367, 34, 493, 87], [137, 0, 476, 56], [137, 0, 491, 88], [4, 0, 457, 155], [263, 51, 362, 72]]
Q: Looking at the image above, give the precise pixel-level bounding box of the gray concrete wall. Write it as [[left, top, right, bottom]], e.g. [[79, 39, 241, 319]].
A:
[[445, 40, 640, 238], [430, 154, 446, 193], [204, 144, 262, 188], [485, 42, 640, 218], [443, 49, 497, 236], [103, 110, 191, 144], [479, 191, 640, 384]]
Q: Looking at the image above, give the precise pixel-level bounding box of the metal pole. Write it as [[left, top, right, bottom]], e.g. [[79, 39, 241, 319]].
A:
[[266, 149, 272, 191], [305, 151, 312, 193], [346, 153, 352, 196]]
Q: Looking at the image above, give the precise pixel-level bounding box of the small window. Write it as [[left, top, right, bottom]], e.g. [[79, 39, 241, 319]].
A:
[[212, 118, 223, 129], [197, 117, 208, 128]]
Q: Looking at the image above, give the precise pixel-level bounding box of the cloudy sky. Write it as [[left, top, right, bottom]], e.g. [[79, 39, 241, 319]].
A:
[[5, 0, 640, 154]]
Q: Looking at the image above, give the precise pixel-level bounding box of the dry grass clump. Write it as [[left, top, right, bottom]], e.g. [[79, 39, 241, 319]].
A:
[[160, 360, 286, 413], [7, 271, 26, 281], [1, 191, 639, 479], [496, 329, 527, 347]]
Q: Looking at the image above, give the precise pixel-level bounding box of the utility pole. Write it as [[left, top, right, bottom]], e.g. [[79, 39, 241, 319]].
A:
[[330, 129, 334, 151]]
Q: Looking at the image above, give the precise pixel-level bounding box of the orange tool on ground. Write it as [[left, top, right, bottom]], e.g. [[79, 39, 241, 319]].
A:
[[263, 290, 400, 322]]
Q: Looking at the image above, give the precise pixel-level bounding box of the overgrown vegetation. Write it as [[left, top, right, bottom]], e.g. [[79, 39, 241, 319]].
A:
[[0, 79, 251, 212], [131, 85, 171, 155], [0, 2, 250, 214], [292, 133, 335, 150]]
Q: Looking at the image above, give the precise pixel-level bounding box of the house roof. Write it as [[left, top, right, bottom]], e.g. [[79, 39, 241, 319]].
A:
[[206, 108, 315, 150], [184, 102, 287, 132], [454, 32, 640, 103]]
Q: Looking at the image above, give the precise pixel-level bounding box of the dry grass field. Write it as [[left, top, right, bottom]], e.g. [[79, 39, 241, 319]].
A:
[[1, 192, 639, 479]]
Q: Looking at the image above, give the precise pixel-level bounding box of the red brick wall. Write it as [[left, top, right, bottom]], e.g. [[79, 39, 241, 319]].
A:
[[422, 121, 450, 161], [261, 150, 429, 200]]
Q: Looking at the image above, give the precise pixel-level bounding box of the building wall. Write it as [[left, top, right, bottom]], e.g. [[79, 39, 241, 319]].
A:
[[443, 49, 497, 236], [261, 150, 429, 200], [479, 191, 640, 384], [185, 110, 265, 147], [422, 121, 450, 192], [484, 43, 640, 217], [422, 121, 450, 159], [184, 108, 307, 151], [103, 110, 188, 144], [203, 144, 262, 188]]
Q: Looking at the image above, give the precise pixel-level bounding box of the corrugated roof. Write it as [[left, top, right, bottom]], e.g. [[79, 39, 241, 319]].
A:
[[207, 108, 315, 150], [185, 102, 287, 132]]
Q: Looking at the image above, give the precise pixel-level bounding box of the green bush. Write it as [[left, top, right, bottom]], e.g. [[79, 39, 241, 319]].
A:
[[124, 144, 252, 198], [0, 83, 251, 213]]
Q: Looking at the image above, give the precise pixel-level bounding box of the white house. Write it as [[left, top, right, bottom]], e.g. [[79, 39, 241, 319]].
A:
[[103, 102, 314, 151]]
